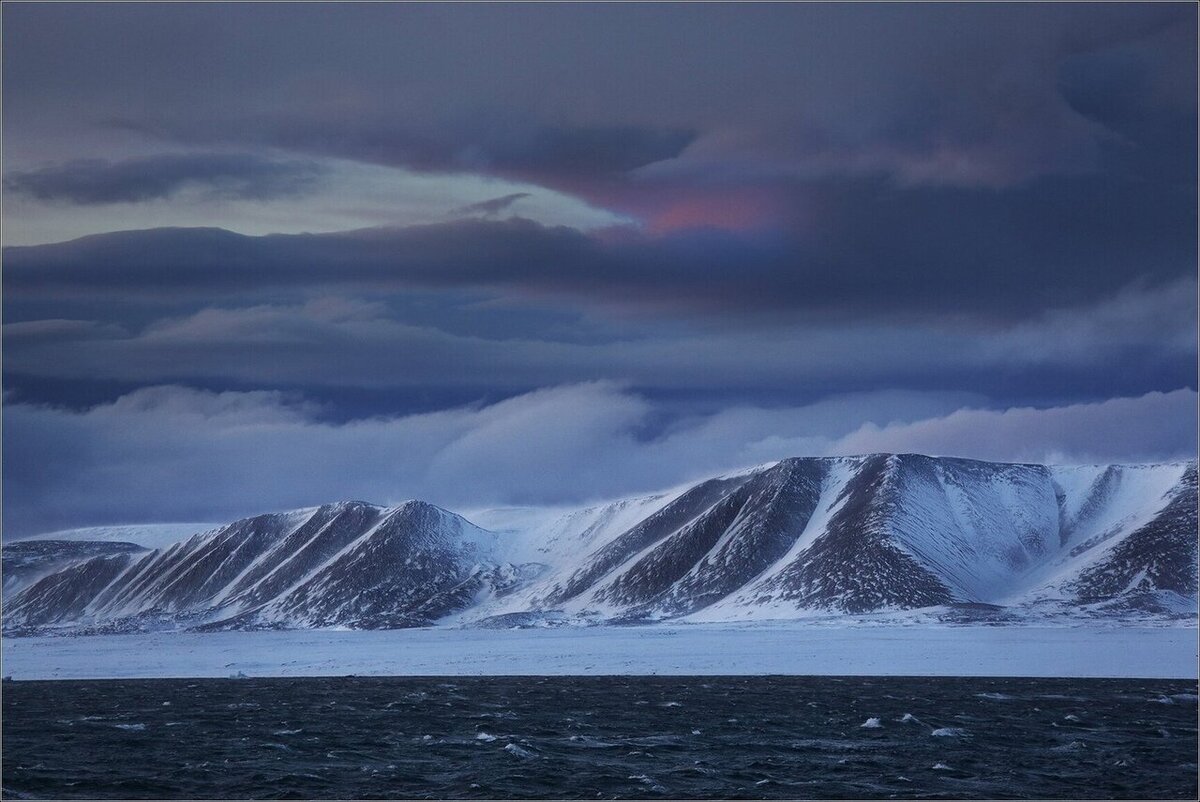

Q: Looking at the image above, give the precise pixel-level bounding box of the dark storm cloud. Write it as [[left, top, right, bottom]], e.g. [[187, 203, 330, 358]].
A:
[[3, 280, 1192, 402], [95, 4, 1192, 204], [6, 3, 1192, 197], [6, 169, 1194, 321], [2, 2, 1196, 535], [111, 116, 697, 189], [3, 153, 325, 205], [1057, 31, 1198, 187]]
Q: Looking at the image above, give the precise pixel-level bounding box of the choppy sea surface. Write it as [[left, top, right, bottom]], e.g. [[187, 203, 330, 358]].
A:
[[3, 675, 1196, 799]]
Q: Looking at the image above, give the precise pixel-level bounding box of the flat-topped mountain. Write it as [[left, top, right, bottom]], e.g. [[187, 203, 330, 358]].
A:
[[4, 455, 1195, 635]]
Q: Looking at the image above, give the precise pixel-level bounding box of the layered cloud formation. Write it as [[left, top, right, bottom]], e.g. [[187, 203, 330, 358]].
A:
[[2, 4, 1195, 533], [4, 153, 325, 205]]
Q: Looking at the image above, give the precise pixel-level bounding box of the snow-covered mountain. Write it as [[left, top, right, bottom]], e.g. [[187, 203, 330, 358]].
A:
[[3, 455, 1195, 635], [3, 501, 530, 633]]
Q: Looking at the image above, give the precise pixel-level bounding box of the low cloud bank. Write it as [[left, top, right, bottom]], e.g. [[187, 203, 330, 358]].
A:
[[4, 383, 1194, 537]]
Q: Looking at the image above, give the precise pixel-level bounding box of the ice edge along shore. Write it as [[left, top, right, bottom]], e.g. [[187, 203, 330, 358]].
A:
[[3, 622, 1197, 681]]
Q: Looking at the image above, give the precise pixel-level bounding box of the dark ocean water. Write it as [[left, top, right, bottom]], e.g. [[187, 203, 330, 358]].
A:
[[2, 675, 1196, 799]]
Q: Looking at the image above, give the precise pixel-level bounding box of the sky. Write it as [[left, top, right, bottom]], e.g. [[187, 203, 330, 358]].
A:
[[2, 2, 1196, 536]]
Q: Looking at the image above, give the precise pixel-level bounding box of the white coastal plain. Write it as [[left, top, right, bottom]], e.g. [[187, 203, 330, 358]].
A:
[[3, 622, 1196, 680]]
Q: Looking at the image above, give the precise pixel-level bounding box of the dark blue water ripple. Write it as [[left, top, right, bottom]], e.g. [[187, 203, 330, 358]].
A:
[[3, 675, 1196, 799]]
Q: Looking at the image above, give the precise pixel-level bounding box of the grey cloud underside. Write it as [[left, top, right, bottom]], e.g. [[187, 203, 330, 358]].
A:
[[3, 455, 1195, 634], [3, 4, 1193, 393], [128, 118, 697, 183], [7, 3, 1190, 191], [2, 282, 1193, 408], [3, 153, 325, 205], [5, 170, 1194, 317]]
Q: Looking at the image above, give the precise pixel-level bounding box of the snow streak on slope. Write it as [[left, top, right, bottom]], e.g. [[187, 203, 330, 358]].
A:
[[696, 457, 864, 620]]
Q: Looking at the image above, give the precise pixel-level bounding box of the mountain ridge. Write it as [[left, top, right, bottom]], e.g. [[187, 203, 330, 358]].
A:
[[4, 454, 1195, 635]]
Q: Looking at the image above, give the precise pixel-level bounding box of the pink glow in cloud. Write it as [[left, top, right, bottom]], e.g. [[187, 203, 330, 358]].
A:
[[643, 186, 791, 234], [563, 177, 801, 235]]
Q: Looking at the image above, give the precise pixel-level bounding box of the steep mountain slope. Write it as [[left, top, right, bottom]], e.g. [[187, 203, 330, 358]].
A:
[[513, 454, 1193, 622], [4, 455, 1195, 634], [691, 456, 1194, 621], [2, 540, 149, 600], [1017, 463, 1199, 614], [717, 455, 958, 616], [215, 501, 505, 629], [3, 501, 526, 634]]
